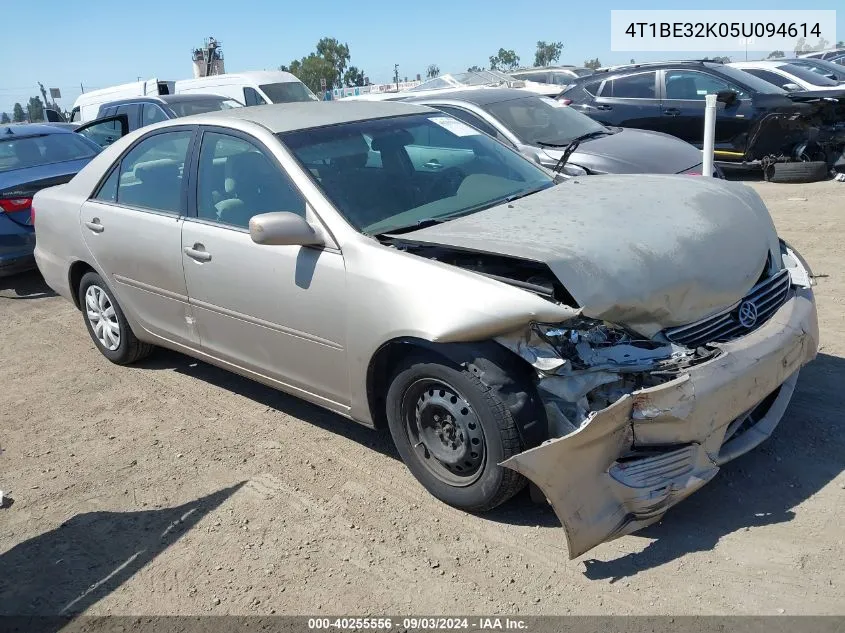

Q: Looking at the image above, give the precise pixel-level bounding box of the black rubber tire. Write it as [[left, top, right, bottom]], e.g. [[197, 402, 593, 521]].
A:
[[385, 354, 527, 512], [764, 161, 829, 184], [78, 271, 153, 365]]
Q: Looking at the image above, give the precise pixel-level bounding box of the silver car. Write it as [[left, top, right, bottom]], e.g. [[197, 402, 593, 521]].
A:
[[33, 102, 819, 558]]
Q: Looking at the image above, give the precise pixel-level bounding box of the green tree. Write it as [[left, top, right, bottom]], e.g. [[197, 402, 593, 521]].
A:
[[584, 58, 602, 70], [0, 112, 10, 124], [534, 41, 563, 67], [794, 37, 808, 54], [467, 65, 484, 72], [838, 40, 844, 47], [343, 66, 366, 87], [426, 64, 440, 79], [630, 58, 636, 64], [489, 48, 520, 71], [284, 54, 336, 94], [767, 50, 785, 59], [315, 37, 350, 89], [12, 103, 25, 122], [28, 96, 45, 122]]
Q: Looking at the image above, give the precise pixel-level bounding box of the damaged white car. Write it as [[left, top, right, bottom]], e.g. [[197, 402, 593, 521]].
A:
[[32, 102, 819, 558]]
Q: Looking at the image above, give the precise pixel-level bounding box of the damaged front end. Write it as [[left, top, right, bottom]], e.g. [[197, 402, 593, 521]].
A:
[[494, 247, 819, 559]]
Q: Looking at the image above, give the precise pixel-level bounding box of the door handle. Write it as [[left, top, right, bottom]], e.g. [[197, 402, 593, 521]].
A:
[[184, 244, 212, 262], [84, 219, 104, 233], [663, 108, 681, 116], [423, 160, 444, 170], [595, 104, 613, 111]]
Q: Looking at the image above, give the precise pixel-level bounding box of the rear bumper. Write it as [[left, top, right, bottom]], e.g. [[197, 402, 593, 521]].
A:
[[0, 230, 37, 277], [502, 285, 819, 559]]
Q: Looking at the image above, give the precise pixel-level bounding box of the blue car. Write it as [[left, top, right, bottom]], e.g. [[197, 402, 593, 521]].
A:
[[1, 124, 102, 276]]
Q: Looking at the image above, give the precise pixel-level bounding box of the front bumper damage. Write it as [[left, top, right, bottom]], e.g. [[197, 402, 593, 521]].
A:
[[497, 281, 818, 559]]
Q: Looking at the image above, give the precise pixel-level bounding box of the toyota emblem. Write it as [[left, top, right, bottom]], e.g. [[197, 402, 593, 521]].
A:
[[738, 300, 758, 328]]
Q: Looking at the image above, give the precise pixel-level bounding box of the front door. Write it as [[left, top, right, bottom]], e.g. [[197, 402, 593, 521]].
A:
[[79, 127, 196, 344], [659, 69, 754, 155], [181, 129, 348, 407]]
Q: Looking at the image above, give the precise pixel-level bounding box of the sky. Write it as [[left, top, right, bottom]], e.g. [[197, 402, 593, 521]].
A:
[[1, 0, 842, 115]]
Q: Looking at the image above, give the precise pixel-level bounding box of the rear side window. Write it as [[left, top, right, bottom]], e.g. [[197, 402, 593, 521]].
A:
[[107, 130, 193, 214], [243, 87, 267, 106], [606, 72, 657, 98], [432, 105, 499, 138], [743, 68, 796, 90], [142, 104, 169, 125]]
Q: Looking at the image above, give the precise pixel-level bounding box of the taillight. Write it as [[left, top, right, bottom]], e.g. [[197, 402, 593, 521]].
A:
[[0, 197, 33, 213], [30, 203, 35, 225], [558, 98, 572, 105], [685, 172, 702, 176]]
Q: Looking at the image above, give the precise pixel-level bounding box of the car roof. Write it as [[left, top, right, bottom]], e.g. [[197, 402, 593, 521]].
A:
[[404, 87, 536, 106], [1, 123, 74, 137], [729, 61, 784, 68], [180, 100, 433, 132], [101, 94, 230, 108]]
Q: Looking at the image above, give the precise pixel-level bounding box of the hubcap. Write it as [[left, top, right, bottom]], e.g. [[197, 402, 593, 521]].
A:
[[403, 379, 485, 486], [85, 285, 121, 351]]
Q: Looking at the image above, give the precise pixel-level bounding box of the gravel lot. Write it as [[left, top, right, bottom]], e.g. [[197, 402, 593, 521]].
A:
[[1, 179, 844, 617]]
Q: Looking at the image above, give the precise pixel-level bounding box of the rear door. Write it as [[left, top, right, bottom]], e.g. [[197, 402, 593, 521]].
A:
[[584, 70, 662, 130], [79, 127, 197, 345], [659, 69, 754, 154]]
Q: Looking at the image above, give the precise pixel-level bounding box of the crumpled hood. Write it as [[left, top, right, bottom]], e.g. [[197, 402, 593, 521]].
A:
[[542, 128, 703, 174], [400, 175, 782, 336]]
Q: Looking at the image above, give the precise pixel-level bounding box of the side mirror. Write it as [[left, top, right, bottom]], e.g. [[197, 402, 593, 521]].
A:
[[249, 212, 324, 247], [715, 90, 738, 106], [782, 83, 801, 92]]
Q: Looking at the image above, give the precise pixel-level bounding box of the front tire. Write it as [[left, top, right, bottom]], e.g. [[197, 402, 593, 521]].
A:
[[386, 355, 526, 512], [78, 271, 153, 365]]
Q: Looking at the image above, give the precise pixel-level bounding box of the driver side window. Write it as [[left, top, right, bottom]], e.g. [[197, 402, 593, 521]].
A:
[[196, 131, 305, 229], [664, 70, 746, 100]]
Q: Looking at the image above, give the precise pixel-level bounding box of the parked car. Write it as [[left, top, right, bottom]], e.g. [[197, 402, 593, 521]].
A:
[[799, 47, 845, 63], [782, 57, 845, 83], [33, 102, 818, 557], [174, 70, 318, 106], [728, 61, 845, 92], [93, 94, 242, 133], [510, 66, 594, 88], [404, 87, 718, 176], [560, 60, 845, 165], [0, 124, 102, 275]]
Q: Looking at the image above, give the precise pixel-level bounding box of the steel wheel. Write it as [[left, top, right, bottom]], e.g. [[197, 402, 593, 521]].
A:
[[401, 378, 486, 487], [85, 284, 121, 351]]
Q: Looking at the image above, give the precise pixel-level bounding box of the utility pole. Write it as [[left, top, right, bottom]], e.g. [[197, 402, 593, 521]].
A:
[[394, 64, 399, 90], [38, 82, 49, 108]]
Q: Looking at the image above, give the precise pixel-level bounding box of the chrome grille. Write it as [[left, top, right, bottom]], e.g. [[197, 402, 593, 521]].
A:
[[664, 268, 791, 348]]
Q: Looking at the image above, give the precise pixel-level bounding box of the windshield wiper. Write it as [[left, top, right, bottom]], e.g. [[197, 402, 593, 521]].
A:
[[375, 217, 445, 236], [537, 131, 608, 175]]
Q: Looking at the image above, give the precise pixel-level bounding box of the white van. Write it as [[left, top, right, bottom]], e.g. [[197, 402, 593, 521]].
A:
[[70, 78, 174, 123], [174, 71, 318, 105]]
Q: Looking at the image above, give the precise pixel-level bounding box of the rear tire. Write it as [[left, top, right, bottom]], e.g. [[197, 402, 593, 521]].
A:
[[764, 160, 828, 184], [385, 354, 527, 512], [78, 271, 153, 365]]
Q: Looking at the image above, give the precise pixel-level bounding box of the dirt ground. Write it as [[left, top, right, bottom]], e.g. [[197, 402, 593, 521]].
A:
[[1, 179, 844, 617]]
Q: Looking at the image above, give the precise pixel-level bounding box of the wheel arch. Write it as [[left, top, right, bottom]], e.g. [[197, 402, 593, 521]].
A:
[[366, 337, 548, 448], [68, 260, 98, 310]]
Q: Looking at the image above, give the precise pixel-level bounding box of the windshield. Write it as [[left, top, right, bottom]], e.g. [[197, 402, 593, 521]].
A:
[[718, 65, 787, 94], [168, 98, 243, 117], [778, 63, 839, 86], [791, 59, 845, 78], [259, 82, 319, 103], [280, 113, 553, 235], [483, 95, 607, 145], [0, 133, 98, 173]]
